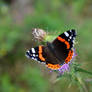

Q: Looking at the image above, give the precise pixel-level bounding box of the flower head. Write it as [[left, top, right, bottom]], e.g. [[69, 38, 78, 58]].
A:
[[32, 28, 46, 41]]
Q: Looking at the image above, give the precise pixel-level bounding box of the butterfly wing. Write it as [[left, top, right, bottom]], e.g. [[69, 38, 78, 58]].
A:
[[53, 29, 76, 49], [26, 45, 61, 70], [51, 29, 76, 64]]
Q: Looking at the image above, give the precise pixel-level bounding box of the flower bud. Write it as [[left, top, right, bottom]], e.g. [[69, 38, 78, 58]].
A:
[[32, 28, 47, 41]]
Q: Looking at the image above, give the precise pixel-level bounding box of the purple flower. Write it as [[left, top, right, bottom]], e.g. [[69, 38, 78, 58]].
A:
[[58, 48, 77, 75]]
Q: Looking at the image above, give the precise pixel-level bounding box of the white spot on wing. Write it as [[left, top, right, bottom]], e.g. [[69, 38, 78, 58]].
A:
[[25, 54, 30, 58], [32, 54, 35, 57], [64, 32, 69, 37], [31, 57, 34, 59], [31, 48, 35, 53], [69, 36, 72, 39], [36, 55, 38, 57], [70, 30, 72, 32], [27, 50, 30, 53], [73, 40, 75, 43], [34, 58, 37, 61]]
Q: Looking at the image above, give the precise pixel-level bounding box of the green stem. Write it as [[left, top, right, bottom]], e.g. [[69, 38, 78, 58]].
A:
[[77, 75, 88, 92], [75, 67, 92, 75]]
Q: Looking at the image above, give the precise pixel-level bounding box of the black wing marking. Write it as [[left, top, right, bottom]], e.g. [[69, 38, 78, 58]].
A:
[[26, 46, 46, 64], [57, 29, 76, 49]]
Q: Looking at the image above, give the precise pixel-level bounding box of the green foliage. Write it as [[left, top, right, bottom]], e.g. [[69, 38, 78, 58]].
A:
[[0, 16, 22, 57], [0, 74, 15, 92], [20, 66, 49, 92]]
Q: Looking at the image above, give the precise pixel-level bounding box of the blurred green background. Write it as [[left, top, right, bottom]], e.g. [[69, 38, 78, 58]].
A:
[[0, 0, 92, 92]]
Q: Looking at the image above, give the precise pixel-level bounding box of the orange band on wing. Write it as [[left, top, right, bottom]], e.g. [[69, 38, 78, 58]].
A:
[[47, 63, 61, 70], [57, 36, 70, 49], [65, 50, 73, 63], [39, 46, 45, 61]]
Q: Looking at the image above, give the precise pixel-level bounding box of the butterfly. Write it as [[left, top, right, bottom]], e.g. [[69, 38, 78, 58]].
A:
[[26, 29, 76, 70]]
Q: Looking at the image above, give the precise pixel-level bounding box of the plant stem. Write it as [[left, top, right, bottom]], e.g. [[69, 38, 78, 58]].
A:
[[75, 67, 92, 75]]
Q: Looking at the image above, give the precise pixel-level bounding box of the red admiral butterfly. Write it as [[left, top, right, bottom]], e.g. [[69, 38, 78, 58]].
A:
[[26, 29, 76, 70]]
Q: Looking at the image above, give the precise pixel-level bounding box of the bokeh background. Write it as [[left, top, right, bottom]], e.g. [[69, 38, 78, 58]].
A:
[[0, 0, 92, 92]]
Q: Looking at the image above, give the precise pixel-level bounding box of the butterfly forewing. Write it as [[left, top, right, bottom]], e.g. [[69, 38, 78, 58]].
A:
[[52, 29, 76, 64]]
